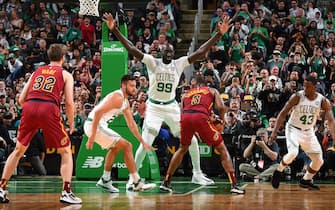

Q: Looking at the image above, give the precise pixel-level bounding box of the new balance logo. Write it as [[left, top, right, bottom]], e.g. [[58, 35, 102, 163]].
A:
[[112, 162, 127, 168], [82, 156, 104, 168]]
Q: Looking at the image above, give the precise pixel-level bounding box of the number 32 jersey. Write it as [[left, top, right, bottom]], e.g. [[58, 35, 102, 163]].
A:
[[26, 65, 64, 105], [287, 90, 323, 130], [142, 54, 190, 102]]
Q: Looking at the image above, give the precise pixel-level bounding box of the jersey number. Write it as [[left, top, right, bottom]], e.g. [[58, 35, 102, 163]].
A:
[[157, 82, 172, 93], [33, 76, 56, 92], [191, 94, 201, 105], [300, 115, 314, 125]]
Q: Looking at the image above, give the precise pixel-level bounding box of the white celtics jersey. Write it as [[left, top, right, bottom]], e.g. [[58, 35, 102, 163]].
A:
[[88, 89, 128, 126], [288, 90, 323, 130], [142, 54, 190, 102]]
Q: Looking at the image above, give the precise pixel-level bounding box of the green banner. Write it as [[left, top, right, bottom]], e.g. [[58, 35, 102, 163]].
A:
[[199, 143, 212, 157]]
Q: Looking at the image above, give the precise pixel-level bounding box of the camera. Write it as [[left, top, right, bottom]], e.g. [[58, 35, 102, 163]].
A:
[[255, 136, 262, 141], [84, 103, 93, 110], [228, 112, 234, 118]]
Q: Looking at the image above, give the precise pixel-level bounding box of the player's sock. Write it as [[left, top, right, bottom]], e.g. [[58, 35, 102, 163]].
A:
[[189, 136, 201, 173], [128, 175, 133, 183], [102, 170, 111, 181], [277, 160, 288, 172], [303, 165, 317, 180], [164, 174, 172, 183], [0, 179, 7, 190], [227, 171, 237, 185], [63, 181, 71, 193], [135, 128, 156, 169], [130, 172, 140, 184]]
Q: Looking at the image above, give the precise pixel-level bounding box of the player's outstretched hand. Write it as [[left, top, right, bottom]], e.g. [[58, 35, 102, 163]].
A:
[[68, 121, 75, 135], [142, 142, 157, 151], [103, 13, 116, 31], [86, 137, 95, 150], [217, 15, 232, 36]]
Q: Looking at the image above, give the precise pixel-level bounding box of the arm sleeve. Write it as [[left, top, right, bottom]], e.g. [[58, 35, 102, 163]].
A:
[[141, 54, 156, 73], [174, 56, 190, 76]]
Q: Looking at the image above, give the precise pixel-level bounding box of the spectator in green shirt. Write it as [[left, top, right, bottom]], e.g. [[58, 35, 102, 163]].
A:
[[228, 33, 245, 64], [63, 22, 81, 43], [248, 17, 269, 48]]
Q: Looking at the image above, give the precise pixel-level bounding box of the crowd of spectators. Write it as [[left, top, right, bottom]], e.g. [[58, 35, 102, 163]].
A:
[[199, 0, 335, 181], [0, 0, 182, 175], [0, 0, 335, 181]]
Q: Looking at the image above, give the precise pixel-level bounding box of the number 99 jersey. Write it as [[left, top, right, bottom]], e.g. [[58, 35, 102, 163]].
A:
[[287, 90, 322, 130], [142, 54, 189, 102]]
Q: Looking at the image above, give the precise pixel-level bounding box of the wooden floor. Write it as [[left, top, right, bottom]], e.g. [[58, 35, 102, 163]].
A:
[[2, 177, 335, 210]]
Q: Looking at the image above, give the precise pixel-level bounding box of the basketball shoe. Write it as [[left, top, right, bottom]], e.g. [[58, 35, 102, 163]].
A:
[[0, 188, 9, 203], [192, 171, 215, 185], [299, 179, 320, 190], [60, 191, 82, 204], [271, 170, 283, 189], [132, 179, 156, 191], [159, 180, 173, 193], [96, 178, 119, 193], [230, 184, 246, 194]]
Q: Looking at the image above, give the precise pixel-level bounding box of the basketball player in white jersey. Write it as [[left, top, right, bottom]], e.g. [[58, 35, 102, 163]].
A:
[[84, 75, 156, 192], [269, 75, 335, 190], [103, 13, 231, 188]]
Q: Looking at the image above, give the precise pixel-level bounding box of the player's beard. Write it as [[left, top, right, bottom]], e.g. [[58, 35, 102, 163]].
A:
[[125, 86, 136, 97]]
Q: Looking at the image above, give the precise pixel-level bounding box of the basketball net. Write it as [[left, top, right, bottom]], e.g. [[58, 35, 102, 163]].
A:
[[79, 0, 100, 17]]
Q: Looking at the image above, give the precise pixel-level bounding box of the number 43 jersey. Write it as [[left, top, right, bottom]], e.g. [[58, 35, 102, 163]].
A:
[[288, 90, 323, 130], [26, 65, 64, 105], [142, 54, 190, 102]]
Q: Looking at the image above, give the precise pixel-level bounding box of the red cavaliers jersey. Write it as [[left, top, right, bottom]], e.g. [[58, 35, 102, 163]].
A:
[[26, 65, 65, 105], [183, 86, 214, 116]]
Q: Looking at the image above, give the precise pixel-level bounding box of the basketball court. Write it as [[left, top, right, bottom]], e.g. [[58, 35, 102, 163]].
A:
[[15, 1, 332, 210], [2, 176, 334, 210]]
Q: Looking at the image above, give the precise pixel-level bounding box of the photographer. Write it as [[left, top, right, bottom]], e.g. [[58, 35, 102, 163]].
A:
[[239, 128, 279, 181], [239, 111, 259, 149]]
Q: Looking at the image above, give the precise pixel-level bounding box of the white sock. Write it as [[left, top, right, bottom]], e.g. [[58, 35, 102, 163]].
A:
[[130, 172, 140, 183], [303, 171, 315, 180], [189, 136, 201, 173], [102, 170, 111, 181], [277, 162, 286, 172], [128, 175, 133, 184]]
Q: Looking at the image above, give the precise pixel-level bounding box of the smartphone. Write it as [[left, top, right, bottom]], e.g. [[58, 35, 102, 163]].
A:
[[256, 76, 263, 81]]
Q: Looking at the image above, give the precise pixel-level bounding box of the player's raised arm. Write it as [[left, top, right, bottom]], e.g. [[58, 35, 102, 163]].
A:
[[103, 13, 144, 60], [188, 15, 231, 64]]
